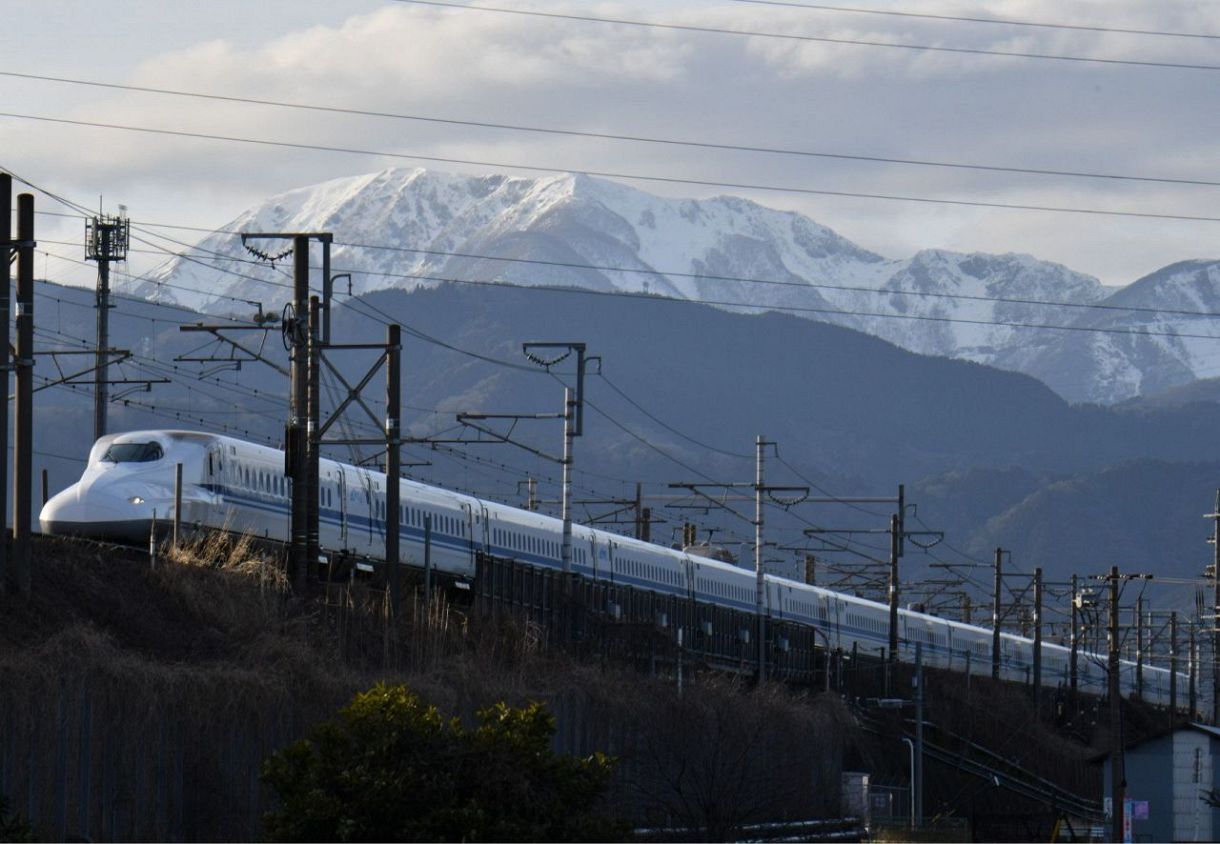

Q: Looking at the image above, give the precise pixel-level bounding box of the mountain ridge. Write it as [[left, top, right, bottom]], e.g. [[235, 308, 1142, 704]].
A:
[[133, 166, 1220, 405]]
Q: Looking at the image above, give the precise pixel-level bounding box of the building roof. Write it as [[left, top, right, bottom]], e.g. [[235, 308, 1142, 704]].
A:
[[1092, 722, 1220, 763]]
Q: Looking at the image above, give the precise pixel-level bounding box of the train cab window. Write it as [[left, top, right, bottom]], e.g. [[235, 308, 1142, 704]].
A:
[[102, 441, 163, 463]]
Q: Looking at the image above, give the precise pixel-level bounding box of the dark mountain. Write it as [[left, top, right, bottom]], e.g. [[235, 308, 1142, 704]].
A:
[[27, 280, 1220, 597]]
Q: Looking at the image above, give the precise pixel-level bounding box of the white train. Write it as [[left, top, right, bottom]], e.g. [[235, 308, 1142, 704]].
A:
[[40, 430, 1190, 708]]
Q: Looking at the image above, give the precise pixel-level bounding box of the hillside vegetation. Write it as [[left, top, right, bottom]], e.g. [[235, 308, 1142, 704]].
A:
[[0, 537, 851, 841]]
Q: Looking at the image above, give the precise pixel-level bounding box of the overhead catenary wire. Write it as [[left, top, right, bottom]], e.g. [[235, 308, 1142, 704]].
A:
[[39, 215, 1220, 324], [11, 170, 1220, 578], [4, 115, 1220, 225], [726, 0, 1220, 41], [390, 0, 1220, 73], [3, 70, 1218, 189], [41, 233, 1220, 347]]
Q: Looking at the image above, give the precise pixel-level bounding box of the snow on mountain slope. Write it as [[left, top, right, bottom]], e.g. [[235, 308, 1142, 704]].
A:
[[996, 260, 1220, 404], [134, 167, 1219, 404]]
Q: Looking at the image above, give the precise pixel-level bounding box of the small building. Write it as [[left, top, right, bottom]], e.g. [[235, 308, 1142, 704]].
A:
[[1099, 723, 1220, 842]]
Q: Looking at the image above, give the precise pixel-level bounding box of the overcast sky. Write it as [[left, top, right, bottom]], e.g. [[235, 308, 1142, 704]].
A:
[[3, 0, 1218, 289]]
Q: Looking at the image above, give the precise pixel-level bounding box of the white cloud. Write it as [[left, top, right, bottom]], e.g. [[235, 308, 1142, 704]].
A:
[[0, 0, 1216, 288]]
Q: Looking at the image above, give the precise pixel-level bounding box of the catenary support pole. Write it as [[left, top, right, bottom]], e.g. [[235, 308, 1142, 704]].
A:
[[12, 192, 34, 597], [914, 642, 924, 829], [1070, 574, 1079, 698], [1135, 597, 1145, 698], [0, 174, 10, 592], [1190, 621, 1198, 718], [756, 434, 766, 683], [889, 514, 900, 665], [288, 235, 309, 593], [992, 547, 1003, 680], [1034, 566, 1043, 708], [1213, 489, 1219, 723], [561, 388, 575, 575], [386, 324, 401, 615], [306, 296, 321, 581], [1109, 565, 1124, 844], [1170, 611, 1179, 721]]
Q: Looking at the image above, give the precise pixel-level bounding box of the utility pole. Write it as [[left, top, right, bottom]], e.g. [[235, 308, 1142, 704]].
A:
[[992, 547, 1003, 680], [307, 297, 321, 578], [671, 438, 810, 684], [633, 482, 643, 540], [914, 642, 924, 829], [0, 174, 10, 593], [287, 236, 310, 592], [802, 487, 938, 672], [1033, 566, 1043, 709], [1190, 621, 1198, 718], [517, 341, 595, 575], [1135, 597, 1145, 698], [756, 435, 766, 682], [561, 388, 575, 575], [386, 324, 401, 612], [1210, 489, 1220, 723], [12, 192, 34, 597], [1170, 611, 1179, 721], [889, 514, 900, 663], [84, 208, 129, 442], [1070, 574, 1080, 697], [1108, 565, 1124, 844]]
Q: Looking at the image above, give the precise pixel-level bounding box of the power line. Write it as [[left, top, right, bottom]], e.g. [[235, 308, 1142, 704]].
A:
[[5, 113, 1220, 224], [340, 270, 1220, 343], [46, 231, 1220, 353], [391, 0, 1220, 73], [727, 0, 1220, 41], [32, 203, 1207, 325], [38, 205, 1220, 326], [332, 240, 1220, 320], [37, 220, 1220, 323], [4, 69, 1217, 188]]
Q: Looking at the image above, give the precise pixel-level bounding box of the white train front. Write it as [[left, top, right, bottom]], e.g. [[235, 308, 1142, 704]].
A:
[[40, 429, 1189, 708]]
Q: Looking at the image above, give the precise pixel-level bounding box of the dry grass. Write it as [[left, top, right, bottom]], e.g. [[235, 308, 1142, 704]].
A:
[[2, 536, 855, 840], [164, 527, 289, 593]]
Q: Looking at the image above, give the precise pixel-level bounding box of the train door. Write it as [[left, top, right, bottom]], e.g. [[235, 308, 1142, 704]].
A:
[[770, 581, 787, 620], [371, 479, 384, 542], [337, 468, 349, 548], [593, 537, 619, 583], [681, 554, 695, 599], [591, 534, 607, 580], [461, 502, 479, 567], [205, 444, 220, 489]]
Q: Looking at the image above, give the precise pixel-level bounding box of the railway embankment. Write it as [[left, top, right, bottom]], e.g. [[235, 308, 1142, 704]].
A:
[[1, 536, 855, 841], [1, 535, 1171, 841]]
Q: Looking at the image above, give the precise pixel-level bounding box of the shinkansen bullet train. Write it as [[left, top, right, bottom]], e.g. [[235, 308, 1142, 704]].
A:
[[41, 430, 1189, 708]]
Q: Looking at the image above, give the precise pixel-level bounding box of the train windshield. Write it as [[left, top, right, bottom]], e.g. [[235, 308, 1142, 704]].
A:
[[100, 441, 164, 463]]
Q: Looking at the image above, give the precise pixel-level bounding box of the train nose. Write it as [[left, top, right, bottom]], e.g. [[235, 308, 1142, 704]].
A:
[[39, 477, 164, 543]]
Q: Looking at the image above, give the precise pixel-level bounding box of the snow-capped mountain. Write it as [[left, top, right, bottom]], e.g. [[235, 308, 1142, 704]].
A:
[[135, 167, 1220, 404]]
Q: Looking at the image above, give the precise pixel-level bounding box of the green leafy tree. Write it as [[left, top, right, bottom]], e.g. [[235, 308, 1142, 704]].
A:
[[262, 684, 623, 842]]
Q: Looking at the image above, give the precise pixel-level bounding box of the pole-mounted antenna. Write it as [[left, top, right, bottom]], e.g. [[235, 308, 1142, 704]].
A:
[[85, 204, 130, 442]]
